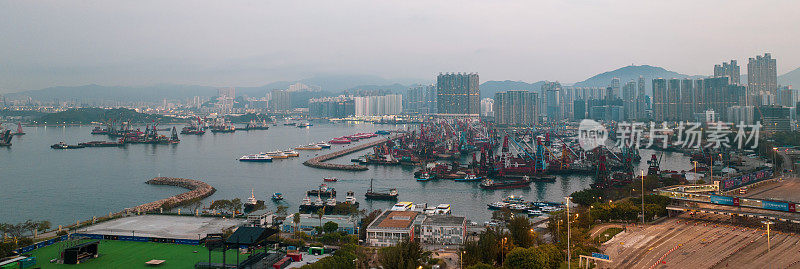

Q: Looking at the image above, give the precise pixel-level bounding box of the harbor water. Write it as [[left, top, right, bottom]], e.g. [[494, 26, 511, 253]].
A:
[[0, 122, 691, 225]]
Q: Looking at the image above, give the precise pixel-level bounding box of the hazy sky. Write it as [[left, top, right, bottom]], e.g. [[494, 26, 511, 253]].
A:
[[1, 0, 797, 92]]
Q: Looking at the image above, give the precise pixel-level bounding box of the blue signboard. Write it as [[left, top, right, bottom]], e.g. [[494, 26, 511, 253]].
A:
[[710, 195, 734, 206], [763, 200, 789, 212], [591, 252, 610, 261]]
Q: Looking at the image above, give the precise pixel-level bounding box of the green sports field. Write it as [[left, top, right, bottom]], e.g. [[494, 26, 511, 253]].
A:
[[25, 240, 258, 268]]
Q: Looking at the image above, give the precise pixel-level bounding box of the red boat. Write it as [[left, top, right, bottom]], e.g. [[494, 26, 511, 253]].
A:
[[324, 177, 338, 182], [329, 138, 351, 144]]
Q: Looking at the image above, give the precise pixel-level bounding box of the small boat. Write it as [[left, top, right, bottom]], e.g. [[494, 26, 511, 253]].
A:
[[479, 176, 533, 190], [283, 150, 300, 157], [239, 154, 273, 162], [271, 193, 284, 201], [265, 151, 288, 159], [503, 195, 526, 204], [324, 177, 338, 182], [51, 142, 85, 149], [527, 210, 544, 216], [344, 191, 357, 205], [243, 189, 265, 213], [375, 130, 391, 135], [416, 173, 433, 181], [453, 174, 481, 182], [13, 123, 25, 136], [487, 202, 509, 210], [365, 179, 398, 200], [316, 142, 332, 149], [78, 140, 125, 147], [326, 197, 337, 207], [297, 122, 310, 128], [329, 138, 351, 144], [295, 144, 322, 150], [308, 184, 336, 198]]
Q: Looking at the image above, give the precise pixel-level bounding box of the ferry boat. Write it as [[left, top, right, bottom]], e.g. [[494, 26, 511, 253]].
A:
[[316, 142, 332, 149], [271, 193, 284, 201], [51, 142, 85, 149], [479, 176, 533, 190], [323, 177, 338, 182], [295, 144, 322, 150], [265, 151, 288, 159], [283, 150, 300, 157], [365, 179, 398, 200], [239, 153, 273, 162]]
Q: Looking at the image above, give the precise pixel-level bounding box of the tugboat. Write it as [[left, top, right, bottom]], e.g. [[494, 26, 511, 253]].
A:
[[239, 153, 273, 162], [479, 176, 533, 190], [271, 192, 284, 201], [364, 179, 398, 200], [307, 184, 336, 198], [323, 177, 338, 182], [51, 141, 85, 149], [243, 189, 265, 213]]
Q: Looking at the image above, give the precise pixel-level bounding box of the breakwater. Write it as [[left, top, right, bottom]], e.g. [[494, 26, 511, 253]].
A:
[[303, 134, 405, 171], [126, 177, 216, 213]]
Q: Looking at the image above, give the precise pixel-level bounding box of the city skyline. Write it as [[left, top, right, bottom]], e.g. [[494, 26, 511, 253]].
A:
[[1, 0, 798, 92]]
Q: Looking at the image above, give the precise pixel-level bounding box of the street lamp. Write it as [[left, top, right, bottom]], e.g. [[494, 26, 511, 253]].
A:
[[762, 220, 774, 269], [641, 170, 645, 225], [693, 161, 698, 175], [565, 196, 572, 269], [773, 147, 779, 175]]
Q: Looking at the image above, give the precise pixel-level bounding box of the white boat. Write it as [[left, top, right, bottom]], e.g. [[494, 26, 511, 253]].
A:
[[301, 196, 312, 206], [527, 209, 543, 216], [326, 197, 337, 206], [283, 150, 300, 157], [316, 142, 332, 148], [238, 153, 273, 162], [345, 191, 357, 204], [265, 151, 288, 159]]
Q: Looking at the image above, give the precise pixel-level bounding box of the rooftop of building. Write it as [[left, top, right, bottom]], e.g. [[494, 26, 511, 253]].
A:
[[369, 210, 419, 230], [422, 215, 466, 227]]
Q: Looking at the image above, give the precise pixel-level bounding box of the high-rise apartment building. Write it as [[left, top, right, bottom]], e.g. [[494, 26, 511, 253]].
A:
[[667, 79, 681, 121], [403, 85, 437, 114], [436, 73, 480, 117], [494, 90, 538, 126], [714, 60, 740, 85], [622, 81, 636, 120], [354, 95, 403, 116], [680, 79, 694, 121], [480, 98, 494, 117], [269, 89, 291, 112], [652, 78, 668, 122], [636, 76, 646, 120], [541, 81, 562, 120], [610, 77, 621, 100], [747, 53, 778, 105]]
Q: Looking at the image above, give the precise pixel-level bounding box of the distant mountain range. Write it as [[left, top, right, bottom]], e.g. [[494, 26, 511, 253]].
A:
[[779, 67, 800, 88], [479, 80, 546, 99]]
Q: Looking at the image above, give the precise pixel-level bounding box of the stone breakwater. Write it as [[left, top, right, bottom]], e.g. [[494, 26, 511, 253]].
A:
[[303, 133, 406, 171], [126, 177, 216, 213]]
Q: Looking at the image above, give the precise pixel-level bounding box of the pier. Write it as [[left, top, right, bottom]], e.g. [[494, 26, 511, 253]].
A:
[[127, 177, 216, 213], [303, 134, 406, 171]]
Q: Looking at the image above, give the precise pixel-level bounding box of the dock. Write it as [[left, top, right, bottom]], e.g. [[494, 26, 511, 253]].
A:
[[127, 177, 216, 213], [303, 134, 405, 171]]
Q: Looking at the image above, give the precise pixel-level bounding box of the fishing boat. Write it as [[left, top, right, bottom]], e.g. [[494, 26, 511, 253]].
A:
[[416, 173, 433, 181], [271, 193, 284, 201], [244, 119, 270, 130], [479, 176, 533, 190], [13, 123, 25, 135], [323, 177, 338, 182], [295, 144, 322, 150], [364, 179, 398, 200], [51, 142, 85, 149], [307, 184, 336, 198], [265, 151, 289, 159], [239, 153, 273, 162], [181, 117, 206, 135], [283, 150, 300, 157]]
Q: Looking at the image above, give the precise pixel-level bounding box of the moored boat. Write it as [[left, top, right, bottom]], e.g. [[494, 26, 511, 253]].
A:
[[283, 150, 300, 157], [365, 179, 398, 200], [271, 193, 284, 201], [51, 142, 85, 149], [239, 153, 273, 162], [479, 176, 533, 190], [323, 177, 338, 182], [295, 144, 322, 150]]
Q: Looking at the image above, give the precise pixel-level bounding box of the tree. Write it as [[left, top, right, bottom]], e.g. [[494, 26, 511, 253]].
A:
[[293, 213, 302, 235], [508, 216, 535, 248], [378, 239, 430, 269], [323, 221, 339, 234], [492, 207, 513, 222], [189, 200, 204, 213], [359, 210, 381, 242], [230, 198, 243, 215], [37, 221, 51, 233], [316, 208, 325, 228], [276, 205, 288, 218], [466, 263, 493, 269], [210, 200, 232, 213]]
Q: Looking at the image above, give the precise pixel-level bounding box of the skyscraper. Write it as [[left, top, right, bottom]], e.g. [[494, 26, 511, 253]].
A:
[[636, 76, 646, 120], [667, 78, 681, 121], [610, 77, 621, 100], [680, 79, 694, 121], [269, 89, 291, 112], [436, 73, 480, 117], [403, 84, 437, 114], [622, 81, 636, 120], [713, 60, 740, 85], [747, 53, 778, 105], [494, 90, 538, 126], [541, 81, 562, 120], [652, 78, 667, 122]]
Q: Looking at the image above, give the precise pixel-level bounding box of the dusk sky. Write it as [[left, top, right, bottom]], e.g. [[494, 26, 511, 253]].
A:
[[1, 0, 797, 92]]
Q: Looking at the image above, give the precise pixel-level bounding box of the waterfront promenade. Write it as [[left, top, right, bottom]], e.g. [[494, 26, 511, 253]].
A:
[[303, 133, 406, 171]]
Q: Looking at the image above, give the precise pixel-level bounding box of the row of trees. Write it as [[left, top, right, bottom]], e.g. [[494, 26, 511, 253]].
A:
[[0, 220, 51, 258], [208, 198, 243, 215]]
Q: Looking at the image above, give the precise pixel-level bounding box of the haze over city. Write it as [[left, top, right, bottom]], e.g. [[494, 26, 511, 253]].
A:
[[1, 0, 798, 92]]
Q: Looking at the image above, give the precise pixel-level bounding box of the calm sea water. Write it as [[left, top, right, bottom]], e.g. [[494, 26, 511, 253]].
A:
[[0, 122, 691, 226]]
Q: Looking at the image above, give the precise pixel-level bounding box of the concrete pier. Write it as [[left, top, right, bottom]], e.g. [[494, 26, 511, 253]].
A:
[[303, 134, 405, 171]]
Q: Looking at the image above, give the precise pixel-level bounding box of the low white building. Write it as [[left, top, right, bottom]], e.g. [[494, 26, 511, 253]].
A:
[[419, 215, 466, 247], [366, 210, 424, 247], [246, 210, 275, 227]]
